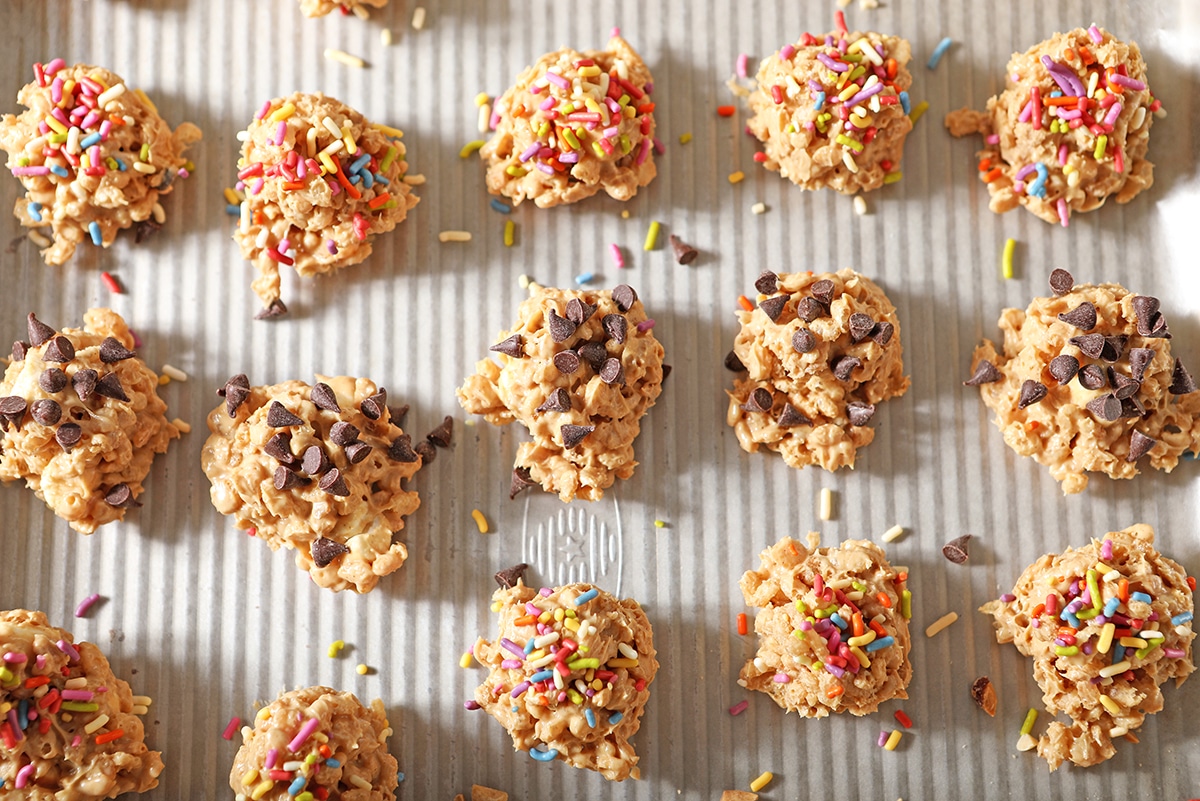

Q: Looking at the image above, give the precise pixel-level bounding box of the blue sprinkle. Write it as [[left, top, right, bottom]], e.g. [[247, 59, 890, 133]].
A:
[[88, 221, 102, 245], [899, 91, 911, 115], [49, 164, 69, 178], [813, 91, 826, 110], [325, 758, 341, 768], [829, 612, 848, 631], [529, 669, 554, 683], [865, 635, 896, 653], [490, 198, 512, 214], [529, 745, 559, 762], [350, 173, 362, 185], [574, 272, 594, 285], [115, 158, 127, 171], [372, 172, 390, 186], [1172, 612, 1194, 626], [1103, 597, 1120, 618], [397, 772, 405, 783], [927, 37, 953, 70], [18, 698, 29, 729], [585, 708, 596, 728], [1063, 611, 1080, 629], [523, 637, 536, 655], [608, 711, 624, 725], [574, 588, 599, 606], [1131, 591, 1153, 605], [287, 776, 306, 796], [225, 204, 241, 216], [80, 132, 102, 149], [1049, 90, 1063, 98], [349, 153, 372, 174], [27, 202, 42, 222], [1113, 644, 1126, 663], [361, 171, 374, 190], [1028, 163, 1049, 199]]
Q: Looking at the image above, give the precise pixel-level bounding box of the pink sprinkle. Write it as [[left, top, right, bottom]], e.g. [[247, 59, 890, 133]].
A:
[[636, 137, 652, 166], [326, 239, 338, 255], [985, 134, 1000, 145], [464, 700, 481, 710], [15, 764, 34, 789], [35, 654, 46, 670], [1114, 146, 1125, 173], [12, 166, 51, 177], [274, 121, 287, 146], [70, 735, 82, 748], [222, 716, 241, 740], [57, 639, 80, 662], [1058, 143, 1069, 166], [610, 26, 621, 38], [652, 137, 665, 155], [1109, 74, 1146, 92], [287, 718, 320, 752], [61, 689, 95, 701], [265, 748, 279, 770], [636, 319, 655, 333], [2, 652, 26, 664], [329, 178, 341, 196], [545, 71, 570, 91], [1056, 198, 1070, 227], [772, 672, 791, 684], [737, 53, 749, 78], [729, 700, 749, 716], [780, 44, 796, 60], [609, 243, 625, 269], [1088, 25, 1104, 44], [255, 100, 272, 121], [45, 57, 65, 75], [251, 177, 264, 196], [878, 730, 889, 747]]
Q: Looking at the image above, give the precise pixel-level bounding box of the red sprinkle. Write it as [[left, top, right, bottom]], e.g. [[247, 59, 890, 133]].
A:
[[100, 272, 123, 294], [737, 613, 748, 635], [1187, 576, 1196, 592], [729, 700, 749, 716], [94, 728, 124, 745], [717, 105, 736, 117], [753, 152, 768, 163], [770, 85, 784, 104], [222, 716, 241, 740], [894, 710, 913, 729]]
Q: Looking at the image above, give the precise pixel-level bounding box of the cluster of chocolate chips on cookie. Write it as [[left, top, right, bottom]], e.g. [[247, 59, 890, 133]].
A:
[[3, 313, 138, 508]]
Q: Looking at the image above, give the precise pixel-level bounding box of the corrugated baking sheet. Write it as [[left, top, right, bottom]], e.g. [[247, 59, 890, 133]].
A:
[[1, 1, 1197, 799]]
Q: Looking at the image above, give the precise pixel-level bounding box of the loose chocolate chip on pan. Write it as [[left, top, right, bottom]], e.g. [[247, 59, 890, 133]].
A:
[[577, 342, 607, 371], [55, 423, 82, 451], [565, 298, 597, 325], [489, 334, 524, 358], [39, 368, 69, 394], [754, 271, 778, 295], [1127, 430, 1156, 462], [1057, 302, 1096, 331], [302, 445, 331, 476], [796, 297, 827, 323], [94, 373, 129, 402], [98, 337, 135, 363], [387, 404, 408, 425], [1108, 370, 1140, 400], [72, 369, 98, 401], [741, 387, 774, 413], [509, 467, 536, 500], [344, 441, 372, 464], [310, 383, 341, 413], [1077, 364, 1106, 390], [1101, 335, 1128, 363], [554, 351, 582, 374], [599, 358, 625, 385], [662, 365, 672, 381], [759, 295, 787, 322], [971, 677, 997, 717], [263, 432, 296, 465], [847, 402, 876, 426], [1170, 358, 1197, 395], [1048, 269, 1074, 296], [1085, 394, 1122, 422], [809, 279, 835, 306], [330, 421, 360, 446], [254, 299, 288, 320], [612, 284, 638, 312], [43, 335, 75, 363], [1047, 355, 1080, 385], [134, 217, 162, 244], [669, 234, 699, 265], [870, 321, 894, 346], [318, 467, 350, 497], [942, 534, 972, 564], [360, 390, 388, 421], [724, 350, 746, 371], [536, 388, 572, 413], [1016, 380, 1048, 409], [273, 465, 306, 491], [547, 309, 577, 343], [561, 424, 595, 449], [427, 416, 454, 448], [414, 440, 437, 464], [267, 402, 304, 427], [103, 483, 139, 508], [495, 562, 530, 589], [1128, 348, 1155, 383], [26, 313, 55, 347], [777, 403, 810, 427], [30, 399, 61, 426], [387, 434, 419, 462], [1068, 334, 1105, 360], [832, 355, 862, 382], [602, 314, 627, 344], [848, 313, 875, 343], [311, 536, 350, 568], [11, 341, 29, 361]]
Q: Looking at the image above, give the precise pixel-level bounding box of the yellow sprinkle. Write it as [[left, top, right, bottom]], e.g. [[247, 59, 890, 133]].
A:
[[251, 778, 275, 800], [471, 508, 489, 534], [327, 640, 345, 658], [835, 133, 864, 152], [503, 220, 515, 247], [491, 600, 502, 612], [83, 713, 109, 735], [438, 230, 472, 243], [1098, 695, 1121, 715], [459, 651, 474, 668], [380, 27, 393, 46], [1002, 237, 1016, 279], [459, 140, 485, 159], [241, 769, 259, 786], [1119, 637, 1147, 648], [728, 170, 746, 184], [131, 696, 152, 707], [621, 210, 630, 219], [653, 520, 666, 528], [324, 48, 366, 68], [474, 92, 490, 107], [925, 611, 958, 638], [881, 524, 904, 543], [172, 418, 191, 434], [850, 644, 871, 668], [1094, 133, 1108, 160], [883, 171, 903, 184], [901, 589, 912, 620], [1100, 660, 1131, 678], [848, 631, 877, 647], [318, 152, 338, 175], [884, 730, 903, 751], [819, 488, 834, 521], [1020, 707, 1039, 735], [1097, 622, 1116, 654], [564, 618, 580, 632], [356, 664, 369, 675], [157, 375, 171, 386], [267, 103, 296, 123], [607, 658, 638, 668], [679, 132, 693, 144], [749, 771, 773, 792], [504, 165, 527, 177], [223, 187, 243, 205], [643, 220, 661, 251], [909, 100, 930, 124]]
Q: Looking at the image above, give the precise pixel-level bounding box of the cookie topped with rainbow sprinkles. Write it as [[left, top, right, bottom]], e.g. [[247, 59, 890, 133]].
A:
[[297, 0, 388, 18]]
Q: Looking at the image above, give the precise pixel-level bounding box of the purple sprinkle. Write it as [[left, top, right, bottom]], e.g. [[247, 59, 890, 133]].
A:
[[510, 681, 531, 698], [500, 638, 526, 659], [1015, 163, 1038, 181], [74, 593, 102, 618], [817, 52, 849, 73], [1109, 73, 1146, 92], [729, 700, 749, 716], [464, 700, 481, 710], [1081, 642, 1094, 655], [636, 319, 656, 333], [6, 710, 23, 742], [1088, 25, 1104, 44], [845, 81, 885, 108], [878, 730, 889, 747], [824, 662, 846, 679], [519, 142, 542, 163], [1000, 593, 1017, 603], [56, 639, 80, 662]]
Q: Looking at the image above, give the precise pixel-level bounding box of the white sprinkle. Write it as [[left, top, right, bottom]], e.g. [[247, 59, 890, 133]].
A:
[[438, 230, 472, 243], [518, 274, 531, 289], [837, 0, 852, 6], [96, 83, 126, 108], [381, 28, 393, 46], [161, 364, 188, 382], [478, 102, 492, 133], [819, 488, 834, 521], [618, 642, 639, 659], [324, 49, 366, 69], [350, 3, 370, 18], [924, 611, 959, 638], [751, 202, 767, 214], [411, 6, 427, 29], [860, 0, 880, 8], [152, 202, 165, 224], [28, 230, 52, 248], [1109, 726, 1129, 738], [172, 418, 192, 434], [854, 195, 868, 216], [881, 524, 905, 543], [403, 174, 427, 185]]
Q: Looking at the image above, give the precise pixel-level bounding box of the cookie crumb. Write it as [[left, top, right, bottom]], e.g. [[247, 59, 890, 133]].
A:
[[970, 676, 997, 717]]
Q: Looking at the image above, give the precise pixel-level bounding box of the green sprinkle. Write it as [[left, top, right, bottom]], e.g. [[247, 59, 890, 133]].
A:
[[459, 140, 485, 159], [901, 589, 912, 620], [380, 146, 398, 172], [1020, 708, 1039, 736], [61, 701, 99, 713]]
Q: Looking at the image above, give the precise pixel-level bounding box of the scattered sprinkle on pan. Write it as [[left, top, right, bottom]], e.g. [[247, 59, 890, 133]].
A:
[[609, 243, 625, 269], [459, 651, 473, 668], [355, 663, 370, 675], [439, 230, 472, 243], [749, 771, 773, 792], [503, 220, 515, 247], [894, 710, 913, 729], [643, 220, 661, 251], [909, 100, 929, 124], [411, 6, 426, 29], [751, 202, 766, 214], [222, 716, 240, 740], [927, 37, 953, 70], [327, 640, 345, 658], [74, 593, 102, 618], [737, 613, 748, 635], [924, 611, 958, 638], [853, 195, 868, 216], [324, 48, 366, 68], [883, 730, 903, 750], [728, 171, 746, 184], [459, 140, 485, 158], [881, 524, 905, 543], [942, 534, 972, 564], [471, 508, 489, 534], [100, 271, 123, 294], [729, 700, 749, 716], [1002, 238, 1016, 279], [380, 28, 392, 46], [819, 487, 834, 521], [161, 364, 188, 382]]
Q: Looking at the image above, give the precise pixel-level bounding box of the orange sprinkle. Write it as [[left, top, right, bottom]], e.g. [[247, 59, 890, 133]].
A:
[[978, 158, 992, 172], [1026, 421, 1040, 432], [1118, 579, 1130, 603], [108, 115, 126, 127], [1043, 96, 1079, 107], [1031, 603, 1046, 618], [1079, 46, 1095, 65], [869, 620, 888, 638], [282, 181, 305, 191], [319, 744, 332, 759], [514, 614, 537, 627], [852, 613, 865, 638], [368, 192, 392, 209], [826, 685, 845, 699], [897, 571, 908, 583], [1188, 576, 1196, 592], [1063, 48, 1075, 62], [253, 210, 265, 225], [334, 160, 362, 200], [885, 58, 897, 80], [1106, 68, 1125, 94], [1056, 626, 1077, 638], [24, 676, 50, 689], [94, 729, 125, 745], [876, 592, 893, 609], [737, 613, 748, 636], [982, 168, 1002, 183], [737, 295, 754, 312], [717, 105, 736, 117], [636, 102, 655, 115]]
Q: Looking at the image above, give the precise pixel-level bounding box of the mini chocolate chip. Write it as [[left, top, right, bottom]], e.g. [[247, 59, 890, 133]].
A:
[[387, 434, 418, 462], [1017, 380, 1048, 408], [72, 369, 98, 401], [318, 467, 350, 496], [848, 313, 874, 343], [495, 562, 530, 588], [489, 334, 524, 358], [1121, 395, 1147, 419], [310, 383, 341, 412], [56, 422, 82, 450], [94, 373, 128, 402], [302, 445, 331, 476], [344, 441, 372, 464], [942, 534, 972, 564], [1048, 269, 1074, 296], [742, 387, 773, 413], [791, 329, 816, 354], [599, 358, 625, 385], [870, 321, 894, 346], [1127, 430, 1156, 462], [796, 297, 827, 322], [602, 314, 627, 344], [414, 440, 437, 464], [1069, 334, 1105, 359], [759, 295, 787, 322], [1128, 348, 1155, 383], [1086, 394, 1122, 421], [224, 385, 250, 418], [561, 424, 595, 449], [1170, 358, 1197, 395], [266, 402, 304, 427], [565, 298, 597, 325], [387, 404, 409, 425], [43, 335, 75, 363], [547, 309, 577, 343], [777, 403, 810, 427], [135, 217, 162, 244], [577, 342, 607, 370], [311, 536, 349, 568], [0, 397, 27, 417], [26, 313, 55, 347], [98, 337, 135, 363], [724, 350, 746, 371], [754, 271, 778, 295], [254, 299, 288, 320], [509, 467, 537, 499], [1101, 335, 1128, 363], [554, 351, 581, 374], [669, 234, 699, 265], [612, 285, 637, 312], [832, 355, 861, 382], [1077, 364, 1106, 390], [809, 279, 835, 305], [847, 402, 876, 426], [536, 388, 572, 413], [39, 368, 68, 393], [1132, 296, 1169, 338], [219, 374, 250, 395], [1108, 370, 1140, 400], [330, 421, 360, 446], [30, 399, 61, 426], [662, 363, 674, 378], [263, 432, 296, 465], [360, 390, 388, 421], [1048, 355, 1080, 385], [103, 483, 139, 508], [11, 341, 29, 361], [1057, 302, 1096, 331], [427, 416, 454, 448]]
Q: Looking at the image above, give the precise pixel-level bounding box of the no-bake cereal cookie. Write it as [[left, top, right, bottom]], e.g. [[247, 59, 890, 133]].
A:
[[739, 534, 913, 717], [726, 269, 909, 471], [297, 0, 388, 18], [746, 25, 912, 193], [945, 25, 1161, 226], [457, 284, 665, 502], [470, 582, 657, 781], [981, 524, 1195, 769], [230, 686, 398, 801], [231, 92, 419, 318], [0, 309, 181, 533], [0, 609, 163, 798], [0, 59, 200, 264], [201, 375, 422, 593], [966, 270, 1200, 494], [481, 36, 657, 207]]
